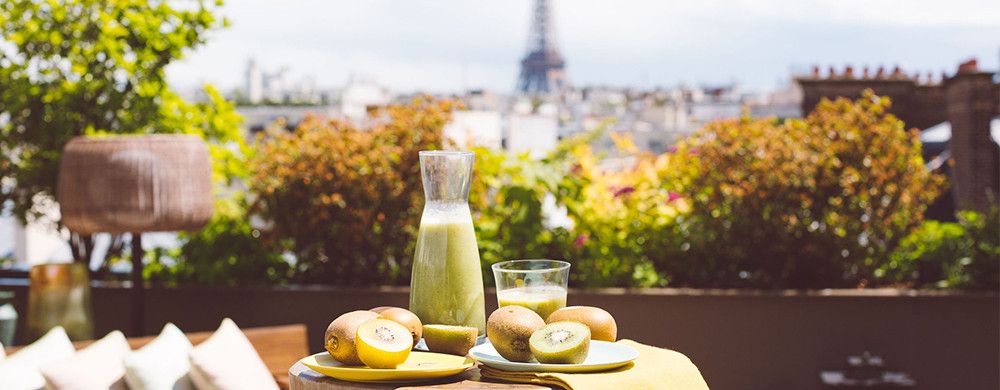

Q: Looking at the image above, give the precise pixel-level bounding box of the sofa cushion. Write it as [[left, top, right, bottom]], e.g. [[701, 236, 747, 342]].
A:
[[40, 330, 131, 390], [0, 326, 75, 390], [125, 323, 195, 390], [188, 318, 279, 390]]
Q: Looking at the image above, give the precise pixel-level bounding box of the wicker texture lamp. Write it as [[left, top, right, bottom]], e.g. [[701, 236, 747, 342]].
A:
[[57, 134, 213, 335]]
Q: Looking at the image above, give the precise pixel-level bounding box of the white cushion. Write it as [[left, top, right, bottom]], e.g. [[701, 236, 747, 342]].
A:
[[40, 330, 130, 390], [188, 318, 278, 390], [0, 327, 76, 390], [124, 323, 195, 390]]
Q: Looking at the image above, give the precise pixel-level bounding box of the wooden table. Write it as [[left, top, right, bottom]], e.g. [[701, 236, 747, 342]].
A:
[[289, 362, 550, 390]]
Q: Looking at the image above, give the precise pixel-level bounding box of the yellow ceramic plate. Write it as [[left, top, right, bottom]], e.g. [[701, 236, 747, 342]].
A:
[[299, 352, 475, 383]]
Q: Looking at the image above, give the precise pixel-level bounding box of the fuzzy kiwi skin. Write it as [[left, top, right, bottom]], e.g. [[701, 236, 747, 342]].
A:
[[325, 310, 379, 365], [547, 306, 618, 342], [487, 306, 545, 362], [422, 324, 478, 356], [529, 321, 591, 364]]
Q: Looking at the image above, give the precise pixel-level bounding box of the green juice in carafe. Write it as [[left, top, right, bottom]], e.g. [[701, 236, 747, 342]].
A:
[[409, 205, 486, 336]]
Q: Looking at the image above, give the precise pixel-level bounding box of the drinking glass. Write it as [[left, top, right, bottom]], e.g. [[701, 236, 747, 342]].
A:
[[492, 259, 570, 320]]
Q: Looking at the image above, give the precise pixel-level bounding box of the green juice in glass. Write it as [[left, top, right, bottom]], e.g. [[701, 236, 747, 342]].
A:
[[496, 286, 567, 320], [409, 206, 486, 336]]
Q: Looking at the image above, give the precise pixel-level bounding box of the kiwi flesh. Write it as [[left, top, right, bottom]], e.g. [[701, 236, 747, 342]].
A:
[[325, 310, 379, 365], [487, 306, 545, 362], [377, 307, 423, 346], [529, 321, 591, 364], [356, 318, 413, 369], [422, 324, 478, 356]]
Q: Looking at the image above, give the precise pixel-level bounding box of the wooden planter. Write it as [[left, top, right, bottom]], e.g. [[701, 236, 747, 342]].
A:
[[57, 135, 213, 234]]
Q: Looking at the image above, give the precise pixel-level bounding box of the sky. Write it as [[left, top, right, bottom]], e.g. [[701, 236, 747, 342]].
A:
[[166, 0, 1000, 94]]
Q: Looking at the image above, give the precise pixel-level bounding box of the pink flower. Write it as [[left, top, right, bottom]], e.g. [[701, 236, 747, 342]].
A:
[[612, 186, 635, 198], [667, 191, 682, 203], [573, 234, 589, 249]]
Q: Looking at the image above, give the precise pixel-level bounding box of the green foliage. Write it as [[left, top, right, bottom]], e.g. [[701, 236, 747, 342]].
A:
[[879, 220, 969, 287], [0, 0, 243, 263], [662, 91, 944, 288], [470, 147, 566, 286], [249, 98, 454, 285], [145, 198, 292, 287], [884, 207, 998, 290]]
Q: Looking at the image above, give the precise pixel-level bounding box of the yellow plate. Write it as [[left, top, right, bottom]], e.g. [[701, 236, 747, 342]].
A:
[[300, 352, 475, 383]]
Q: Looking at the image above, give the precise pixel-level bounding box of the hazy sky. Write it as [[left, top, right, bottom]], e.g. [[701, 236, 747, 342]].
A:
[[166, 0, 1000, 94]]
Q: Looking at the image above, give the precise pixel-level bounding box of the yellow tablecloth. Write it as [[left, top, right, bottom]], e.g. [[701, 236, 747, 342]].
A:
[[479, 340, 709, 390]]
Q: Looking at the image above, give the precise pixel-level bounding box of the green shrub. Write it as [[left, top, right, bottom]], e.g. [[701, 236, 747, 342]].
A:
[[662, 91, 945, 288], [249, 98, 453, 285], [957, 207, 1000, 289], [145, 198, 291, 287], [879, 220, 969, 287], [882, 207, 999, 290], [888, 207, 1000, 290]]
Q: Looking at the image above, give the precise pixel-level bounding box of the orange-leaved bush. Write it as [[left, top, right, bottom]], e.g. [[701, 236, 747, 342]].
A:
[[664, 90, 945, 288], [250, 97, 454, 285]]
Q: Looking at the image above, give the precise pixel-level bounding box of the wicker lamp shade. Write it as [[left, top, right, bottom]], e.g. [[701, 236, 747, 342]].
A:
[[57, 135, 213, 234]]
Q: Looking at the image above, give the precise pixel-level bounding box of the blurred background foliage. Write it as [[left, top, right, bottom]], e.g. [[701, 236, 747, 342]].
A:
[[146, 92, 995, 290], [2, 1, 991, 290], [0, 0, 245, 264]]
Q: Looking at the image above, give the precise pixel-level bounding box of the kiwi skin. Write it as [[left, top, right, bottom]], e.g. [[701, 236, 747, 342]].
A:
[[325, 310, 379, 365], [529, 321, 591, 364], [422, 324, 478, 356], [487, 306, 546, 362], [547, 306, 618, 342], [369, 306, 400, 314]]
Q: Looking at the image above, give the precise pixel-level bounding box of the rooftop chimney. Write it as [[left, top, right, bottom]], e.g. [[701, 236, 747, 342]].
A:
[[944, 62, 999, 211], [956, 58, 979, 74]]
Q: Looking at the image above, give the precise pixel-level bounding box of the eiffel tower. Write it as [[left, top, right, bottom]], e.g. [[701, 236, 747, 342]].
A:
[[517, 0, 568, 94]]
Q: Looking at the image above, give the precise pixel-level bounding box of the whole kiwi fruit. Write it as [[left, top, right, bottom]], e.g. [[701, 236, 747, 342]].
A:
[[369, 306, 400, 314], [325, 310, 378, 365], [377, 307, 423, 346], [546, 306, 618, 342], [487, 306, 545, 362]]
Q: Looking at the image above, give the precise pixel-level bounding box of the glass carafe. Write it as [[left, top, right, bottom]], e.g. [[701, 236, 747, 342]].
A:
[[409, 151, 486, 336]]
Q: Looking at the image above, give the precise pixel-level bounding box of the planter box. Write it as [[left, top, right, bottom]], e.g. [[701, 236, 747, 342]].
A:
[[0, 280, 996, 390]]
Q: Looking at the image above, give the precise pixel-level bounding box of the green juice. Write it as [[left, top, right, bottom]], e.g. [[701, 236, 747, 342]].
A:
[[409, 207, 486, 336], [496, 286, 567, 320]]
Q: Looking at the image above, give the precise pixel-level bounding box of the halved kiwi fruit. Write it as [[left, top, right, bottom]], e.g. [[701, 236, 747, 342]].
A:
[[529, 321, 591, 364], [355, 319, 412, 369], [422, 324, 478, 356]]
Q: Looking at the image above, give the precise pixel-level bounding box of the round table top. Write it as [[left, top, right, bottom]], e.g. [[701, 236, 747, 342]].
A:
[[288, 362, 550, 390]]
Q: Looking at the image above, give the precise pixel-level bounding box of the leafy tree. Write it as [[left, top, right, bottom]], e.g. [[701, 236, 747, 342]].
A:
[[0, 0, 244, 264]]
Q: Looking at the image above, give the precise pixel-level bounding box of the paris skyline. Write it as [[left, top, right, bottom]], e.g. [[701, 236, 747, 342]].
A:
[[166, 0, 1000, 94]]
